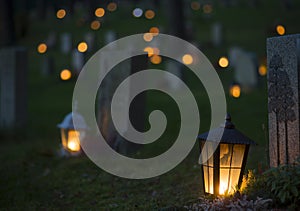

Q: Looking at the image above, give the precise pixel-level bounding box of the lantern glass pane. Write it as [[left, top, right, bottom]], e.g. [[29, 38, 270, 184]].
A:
[[231, 144, 246, 167], [201, 142, 214, 167], [220, 168, 230, 195], [61, 129, 67, 148], [67, 130, 81, 152], [220, 144, 234, 168], [228, 169, 241, 194]]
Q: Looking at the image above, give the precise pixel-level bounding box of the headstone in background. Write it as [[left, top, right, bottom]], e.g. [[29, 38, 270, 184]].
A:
[[230, 48, 258, 90], [211, 22, 222, 47], [0, 47, 27, 129], [165, 60, 182, 90], [267, 34, 300, 167], [84, 32, 95, 52], [41, 56, 54, 76], [97, 51, 147, 155], [46, 32, 57, 49], [71, 49, 85, 75], [228, 46, 243, 67], [104, 31, 117, 45], [60, 33, 72, 54]]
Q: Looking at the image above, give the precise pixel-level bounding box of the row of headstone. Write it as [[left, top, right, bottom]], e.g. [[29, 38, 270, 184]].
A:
[[0, 47, 27, 129]]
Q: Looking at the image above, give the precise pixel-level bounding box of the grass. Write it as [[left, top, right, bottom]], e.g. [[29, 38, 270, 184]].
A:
[[0, 0, 300, 209]]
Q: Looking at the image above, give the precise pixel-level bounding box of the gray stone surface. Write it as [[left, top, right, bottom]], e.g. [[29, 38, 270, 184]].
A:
[[97, 50, 147, 155], [71, 49, 85, 75], [60, 33, 72, 54], [0, 47, 27, 129], [267, 34, 300, 167], [231, 48, 258, 90]]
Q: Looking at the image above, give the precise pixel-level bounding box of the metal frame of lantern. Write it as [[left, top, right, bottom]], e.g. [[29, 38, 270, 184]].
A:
[[57, 112, 87, 156], [198, 114, 256, 195]]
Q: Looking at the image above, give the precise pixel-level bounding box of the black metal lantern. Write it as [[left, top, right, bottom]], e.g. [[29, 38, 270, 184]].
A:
[[198, 114, 256, 195], [57, 112, 87, 156]]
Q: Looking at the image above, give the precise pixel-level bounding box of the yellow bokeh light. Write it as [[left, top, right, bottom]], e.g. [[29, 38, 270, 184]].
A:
[[77, 42, 88, 53], [56, 9, 66, 19], [143, 33, 153, 42], [150, 55, 162, 64], [95, 8, 105, 17], [191, 1, 201, 11], [149, 27, 159, 36], [203, 4, 213, 14], [145, 10, 155, 19], [276, 25, 285, 36], [182, 54, 193, 65], [230, 85, 241, 98], [60, 69, 72, 81], [107, 2, 117, 12], [219, 57, 229, 68], [258, 64, 267, 76], [144, 47, 154, 57], [37, 43, 47, 54], [91, 20, 101, 30]]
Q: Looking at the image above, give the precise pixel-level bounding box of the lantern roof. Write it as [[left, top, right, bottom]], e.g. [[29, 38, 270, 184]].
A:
[[57, 112, 87, 130], [198, 114, 256, 145]]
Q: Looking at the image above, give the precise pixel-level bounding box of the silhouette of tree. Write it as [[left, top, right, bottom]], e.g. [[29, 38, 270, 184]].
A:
[[268, 54, 296, 164]]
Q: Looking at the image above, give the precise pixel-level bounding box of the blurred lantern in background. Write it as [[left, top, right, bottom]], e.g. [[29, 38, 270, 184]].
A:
[[198, 114, 256, 195], [57, 112, 88, 156], [276, 24, 285, 36]]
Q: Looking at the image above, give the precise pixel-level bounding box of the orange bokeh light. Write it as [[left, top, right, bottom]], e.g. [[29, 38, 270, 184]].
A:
[[145, 10, 155, 19], [258, 64, 267, 76], [143, 33, 153, 42], [91, 20, 101, 30], [77, 42, 88, 53], [60, 69, 72, 81], [218, 57, 229, 68], [276, 25, 285, 36], [37, 43, 47, 54], [182, 54, 193, 65], [191, 1, 201, 11], [95, 8, 105, 17], [149, 27, 159, 36], [107, 2, 117, 12], [150, 55, 162, 64], [56, 9, 66, 19]]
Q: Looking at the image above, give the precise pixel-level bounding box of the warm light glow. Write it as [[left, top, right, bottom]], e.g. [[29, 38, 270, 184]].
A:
[[203, 4, 213, 14], [60, 69, 72, 81], [182, 54, 193, 65], [67, 131, 81, 152], [145, 10, 155, 19], [153, 47, 160, 55], [150, 55, 162, 64], [219, 180, 228, 195], [91, 20, 101, 30], [143, 33, 153, 42], [56, 9, 66, 19], [77, 42, 88, 53], [258, 64, 267, 76], [133, 8, 143, 18], [95, 8, 105, 17], [37, 43, 47, 54], [219, 57, 229, 68], [191, 1, 201, 11], [230, 85, 241, 98], [144, 47, 154, 57], [276, 25, 285, 35], [149, 27, 159, 36], [107, 2, 117, 12]]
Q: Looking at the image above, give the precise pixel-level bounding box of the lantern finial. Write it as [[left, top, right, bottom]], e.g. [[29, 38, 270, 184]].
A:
[[224, 113, 235, 129]]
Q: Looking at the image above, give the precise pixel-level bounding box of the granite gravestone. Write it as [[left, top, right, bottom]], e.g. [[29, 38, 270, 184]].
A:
[[0, 47, 27, 129], [71, 49, 85, 75], [97, 50, 148, 155], [267, 34, 300, 167]]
